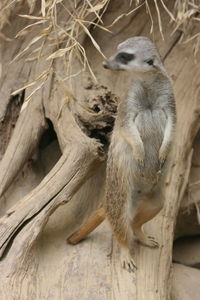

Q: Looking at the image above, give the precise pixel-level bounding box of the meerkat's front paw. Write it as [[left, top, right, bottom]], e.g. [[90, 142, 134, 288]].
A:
[[138, 159, 145, 169], [158, 147, 167, 169], [120, 247, 137, 273], [132, 146, 145, 168], [158, 157, 166, 169]]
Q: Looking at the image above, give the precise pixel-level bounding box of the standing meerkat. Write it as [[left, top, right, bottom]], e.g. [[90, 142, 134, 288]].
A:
[[103, 36, 176, 272]]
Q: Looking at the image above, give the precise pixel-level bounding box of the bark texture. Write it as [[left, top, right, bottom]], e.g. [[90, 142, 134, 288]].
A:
[[0, 1, 200, 299]]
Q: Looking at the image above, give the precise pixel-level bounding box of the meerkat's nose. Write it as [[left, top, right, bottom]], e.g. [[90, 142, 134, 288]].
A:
[[103, 61, 109, 69]]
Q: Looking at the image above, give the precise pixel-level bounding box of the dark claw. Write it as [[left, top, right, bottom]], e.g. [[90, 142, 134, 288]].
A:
[[128, 262, 137, 273], [131, 262, 137, 271], [159, 159, 166, 169], [138, 160, 145, 169], [148, 236, 159, 248], [123, 260, 137, 273]]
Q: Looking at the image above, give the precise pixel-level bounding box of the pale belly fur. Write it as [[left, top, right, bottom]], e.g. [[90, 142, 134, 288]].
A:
[[112, 108, 167, 193]]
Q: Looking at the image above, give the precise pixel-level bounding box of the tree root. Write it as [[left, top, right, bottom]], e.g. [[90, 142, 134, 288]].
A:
[[0, 98, 47, 199], [0, 135, 103, 258]]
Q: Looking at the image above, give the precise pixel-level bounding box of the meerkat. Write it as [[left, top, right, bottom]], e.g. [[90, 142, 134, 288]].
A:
[[103, 36, 176, 272]]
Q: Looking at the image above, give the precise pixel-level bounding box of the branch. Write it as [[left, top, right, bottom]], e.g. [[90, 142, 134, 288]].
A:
[[0, 135, 103, 258], [0, 98, 47, 199]]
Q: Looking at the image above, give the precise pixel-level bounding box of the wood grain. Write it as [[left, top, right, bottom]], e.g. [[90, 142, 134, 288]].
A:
[[0, 1, 200, 299]]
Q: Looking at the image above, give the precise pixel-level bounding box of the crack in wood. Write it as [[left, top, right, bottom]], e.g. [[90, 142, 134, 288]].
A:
[[163, 31, 182, 61]]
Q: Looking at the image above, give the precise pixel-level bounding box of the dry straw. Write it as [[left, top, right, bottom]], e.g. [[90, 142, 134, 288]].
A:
[[0, 0, 199, 101]]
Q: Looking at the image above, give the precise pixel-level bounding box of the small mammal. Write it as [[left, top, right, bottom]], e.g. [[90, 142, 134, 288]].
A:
[[103, 36, 176, 272]]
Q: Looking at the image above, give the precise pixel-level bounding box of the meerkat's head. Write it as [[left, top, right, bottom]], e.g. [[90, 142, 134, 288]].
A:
[[103, 36, 166, 76]]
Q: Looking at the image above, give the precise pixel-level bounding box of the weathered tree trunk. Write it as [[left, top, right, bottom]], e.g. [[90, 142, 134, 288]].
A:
[[0, 1, 200, 299]]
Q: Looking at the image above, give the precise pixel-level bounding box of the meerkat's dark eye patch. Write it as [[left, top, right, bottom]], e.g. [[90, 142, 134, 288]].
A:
[[116, 52, 135, 64], [145, 59, 154, 66]]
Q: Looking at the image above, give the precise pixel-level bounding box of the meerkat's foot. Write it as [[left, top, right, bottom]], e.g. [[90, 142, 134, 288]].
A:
[[120, 247, 137, 273], [135, 231, 159, 248], [158, 159, 166, 169], [137, 159, 145, 169], [158, 148, 167, 169]]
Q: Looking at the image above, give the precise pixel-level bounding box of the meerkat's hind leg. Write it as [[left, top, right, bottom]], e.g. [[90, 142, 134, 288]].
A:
[[133, 228, 159, 248], [131, 193, 163, 248], [109, 217, 137, 272], [120, 244, 137, 273], [118, 231, 137, 272], [106, 187, 137, 272]]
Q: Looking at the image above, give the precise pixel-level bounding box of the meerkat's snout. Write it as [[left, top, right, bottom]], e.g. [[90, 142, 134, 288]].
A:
[[102, 57, 115, 70], [103, 61, 109, 69], [102, 56, 122, 71]]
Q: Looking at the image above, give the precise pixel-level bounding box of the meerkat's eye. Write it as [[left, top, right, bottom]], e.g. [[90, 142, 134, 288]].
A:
[[116, 52, 135, 64], [145, 59, 154, 66]]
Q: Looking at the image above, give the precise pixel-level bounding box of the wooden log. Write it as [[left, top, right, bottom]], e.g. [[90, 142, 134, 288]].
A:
[[0, 97, 47, 199], [175, 131, 200, 238], [171, 264, 200, 300], [0, 117, 103, 258], [0, 1, 200, 299]]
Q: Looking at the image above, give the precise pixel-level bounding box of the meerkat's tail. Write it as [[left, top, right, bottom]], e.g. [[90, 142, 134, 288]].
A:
[[65, 164, 106, 239]]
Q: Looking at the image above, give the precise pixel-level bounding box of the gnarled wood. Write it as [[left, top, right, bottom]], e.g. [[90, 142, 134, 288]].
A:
[[0, 106, 104, 258], [0, 1, 200, 299], [0, 97, 47, 199]]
